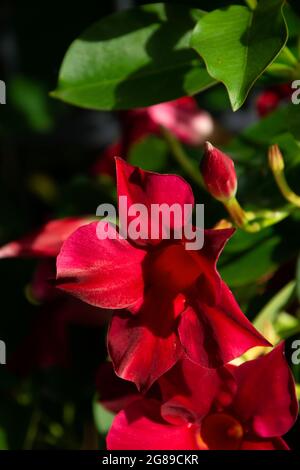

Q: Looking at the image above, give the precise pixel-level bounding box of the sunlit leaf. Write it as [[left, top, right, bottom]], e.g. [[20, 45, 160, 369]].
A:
[[191, 0, 288, 110], [52, 4, 215, 110]]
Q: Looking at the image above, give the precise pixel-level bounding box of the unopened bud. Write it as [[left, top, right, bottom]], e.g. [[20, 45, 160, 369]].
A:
[[201, 142, 237, 202], [268, 144, 284, 173]]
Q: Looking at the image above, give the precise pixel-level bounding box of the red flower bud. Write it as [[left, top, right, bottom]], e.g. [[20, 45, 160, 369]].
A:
[[201, 142, 237, 202]]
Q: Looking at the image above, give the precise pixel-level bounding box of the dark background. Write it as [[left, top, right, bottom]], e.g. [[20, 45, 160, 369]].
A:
[[0, 0, 299, 450]]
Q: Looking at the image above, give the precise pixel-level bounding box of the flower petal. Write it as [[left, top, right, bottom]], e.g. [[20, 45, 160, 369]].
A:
[[108, 298, 182, 391], [57, 221, 146, 309], [107, 398, 198, 450], [96, 362, 139, 414], [0, 217, 92, 258], [241, 437, 289, 450], [178, 281, 269, 368], [147, 97, 214, 146], [159, 358, 236, 425], [192, 227, 235, 305], [201, 228, 235, 265], [116, 158, 194, 245], [231, 343, 298, 438]]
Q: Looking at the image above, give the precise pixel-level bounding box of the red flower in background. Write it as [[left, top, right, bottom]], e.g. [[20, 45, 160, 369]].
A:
[[57, 159, 268, 391], [0, 217, 94, 302], [107, 344, 298, 450], [256, 84, 291, 117], [0, 217, 92, 259], [0, 217, 111, 374], [92, 97, 214, 177]]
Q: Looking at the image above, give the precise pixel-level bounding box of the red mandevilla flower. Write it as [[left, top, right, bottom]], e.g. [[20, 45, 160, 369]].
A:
[[0, 217, 110, 374], [201, 142, 237, 202], [256, 84, 291, 117], [56, 159, 268, 391], [0, 217, 93, 259], [107, 343, 298, 450]]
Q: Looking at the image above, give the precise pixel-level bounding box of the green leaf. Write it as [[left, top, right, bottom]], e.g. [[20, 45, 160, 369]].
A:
[[93, 399, 114, 436], [220, 234, 282, 287], [283, 3, 300, 39], [295, 252, 300, 302], [10, 77, 53, 132], [128, 135, 168, 172], [274, 311, 300, 339], [51, 4, 216, 110], [190, 0, 288, 110], [0, 427, 8, 450]]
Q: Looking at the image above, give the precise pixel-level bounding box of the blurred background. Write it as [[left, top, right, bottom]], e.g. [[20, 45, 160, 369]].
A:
[[0, 0, 300, 450]]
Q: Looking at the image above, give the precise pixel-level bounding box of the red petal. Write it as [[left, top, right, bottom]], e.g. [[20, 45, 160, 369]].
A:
[[231, 343, 298, 438], [147, 98, 213, 146], [116, 158, 194, 245], [0, 217, 92, 258], [107, 398, 198, 450], [241, 437, 289, 450], [193, 228, 235, 305], [96, 362, 139, 414], [108, 301, 182, 391], [159, 358, 236, 425], [178, 281, 269, 368], [56, 221, 146, 309], [202, 228, 235, 265]]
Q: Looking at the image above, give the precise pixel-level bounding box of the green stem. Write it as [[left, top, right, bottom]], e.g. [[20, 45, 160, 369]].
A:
[[23, 408, 40, 450], [224, 197, 260, 232], [245, 0, 257, 9], [250, 208, 290, 229], [160, 126, 204, 187], [272, 171, 300, 207], [224, 198, 287, 232]]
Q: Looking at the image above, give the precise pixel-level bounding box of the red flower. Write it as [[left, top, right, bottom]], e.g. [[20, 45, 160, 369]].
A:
[[96, 362, 140, 414], [57, 159, 268, 390], [256, 90, 281, 117], [256, 84, 291, 117], [0, 217, 93, 259], [92, 97, 214, 177], [201, 142, 237, 202], [0, 217, 111, 374], [145, 97, 214, 146], [0, 217, 94, 302], [107, 343, 298, 450]]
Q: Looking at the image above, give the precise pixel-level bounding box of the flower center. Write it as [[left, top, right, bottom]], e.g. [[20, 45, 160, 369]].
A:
[[199, 413, 244, 450], [149, 243, 201, 293]]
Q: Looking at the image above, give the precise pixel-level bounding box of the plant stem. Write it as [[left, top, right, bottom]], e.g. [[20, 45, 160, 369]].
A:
[[224, 198, 288, 232], [272, 171, 300, 207], [225, 197, 248, 228], [245, 0, 257, 9], [160, 126, 204, 187], [23, 408, 40, 449]]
